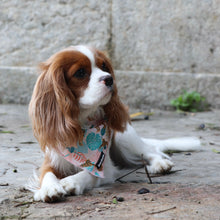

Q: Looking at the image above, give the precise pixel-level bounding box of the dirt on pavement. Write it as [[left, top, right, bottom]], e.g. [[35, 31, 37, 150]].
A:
[[0, 105, 220, 219]]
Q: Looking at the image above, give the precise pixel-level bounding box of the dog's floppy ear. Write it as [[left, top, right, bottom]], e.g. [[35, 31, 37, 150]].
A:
[[103, 72, 130, 132], [104, 92, 130, 132], [29, 60, 83, 152], [94, 49, 130, 132]]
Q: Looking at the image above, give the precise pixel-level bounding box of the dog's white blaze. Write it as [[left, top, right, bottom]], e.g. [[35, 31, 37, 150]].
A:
[[73, 45, 112, 108], [74, 45, 95, 67]]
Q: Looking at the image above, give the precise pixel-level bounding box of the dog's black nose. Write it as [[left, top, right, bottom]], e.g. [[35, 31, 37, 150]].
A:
[[104, 76, 113, 87], [100, 75, 113, 88]]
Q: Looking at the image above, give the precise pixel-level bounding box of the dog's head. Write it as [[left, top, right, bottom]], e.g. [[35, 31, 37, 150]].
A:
[[29, 45, 129, 151]]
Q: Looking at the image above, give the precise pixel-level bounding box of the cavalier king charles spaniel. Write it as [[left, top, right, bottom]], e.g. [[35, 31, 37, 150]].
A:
[[28, 45, 200, 202]]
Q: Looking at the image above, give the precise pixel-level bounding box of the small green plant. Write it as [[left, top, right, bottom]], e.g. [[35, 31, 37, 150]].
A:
[[170, 91, 207, 112]]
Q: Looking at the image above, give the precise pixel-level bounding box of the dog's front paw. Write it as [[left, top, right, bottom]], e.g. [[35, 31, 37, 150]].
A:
[[34, 182, 66, 203], [148, 157, 174, 174], [60, 175, 84, 196], [34, 172, 66, 202]]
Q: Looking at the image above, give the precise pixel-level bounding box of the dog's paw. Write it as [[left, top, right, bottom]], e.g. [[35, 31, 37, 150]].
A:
[[60, 175, 84, 196], [148, 157, 174, 174], [34, 182, 66, 203]]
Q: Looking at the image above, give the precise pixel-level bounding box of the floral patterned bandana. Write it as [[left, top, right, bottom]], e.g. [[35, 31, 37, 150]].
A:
[[60, 122, 112, 178]]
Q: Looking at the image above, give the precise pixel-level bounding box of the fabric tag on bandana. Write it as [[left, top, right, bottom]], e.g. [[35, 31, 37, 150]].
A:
[[60, 123, 112, 178]]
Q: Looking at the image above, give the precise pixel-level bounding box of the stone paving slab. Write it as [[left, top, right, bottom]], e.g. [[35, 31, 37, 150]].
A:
[[0, 104, 220, 219]]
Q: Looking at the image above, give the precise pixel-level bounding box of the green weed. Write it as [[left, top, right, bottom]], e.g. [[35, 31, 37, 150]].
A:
[[170, 91, 208, 112]]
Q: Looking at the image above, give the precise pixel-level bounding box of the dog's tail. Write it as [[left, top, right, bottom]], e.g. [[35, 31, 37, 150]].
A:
[[25, 169, 40, 193], [142, 137, 201, 153]]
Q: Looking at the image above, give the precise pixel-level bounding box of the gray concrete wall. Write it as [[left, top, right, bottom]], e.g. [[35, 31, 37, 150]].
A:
[[1, 0, 220, 108], [112, 0, 220, 73], [1, 67, 219, 108], [0, 67, 36, 104], [0, 0, 111, 66], [117, 71, 220, 109]]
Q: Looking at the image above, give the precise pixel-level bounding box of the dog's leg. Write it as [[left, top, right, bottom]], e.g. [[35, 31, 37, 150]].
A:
[[33, 156, 66, 202], [60, 171, 99, 195], [60, 151, 118, 193], [114, 123, 173, 174]]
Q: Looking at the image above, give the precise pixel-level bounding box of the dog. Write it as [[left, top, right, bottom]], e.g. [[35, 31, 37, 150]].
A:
[[28, 45, 200, 202]]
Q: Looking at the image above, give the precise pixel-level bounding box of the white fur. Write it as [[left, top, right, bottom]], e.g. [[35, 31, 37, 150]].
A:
[[28, 46, 201, 202], [73, 45, 112, 109], [74, 45, 95, 66], [79, 67, 112, 108], [25, 170, 40, 193], [60, 171, 98, 195], [33, 172, 66, 202], [29, 122, 200, 201], [114, 123, 174, 173]]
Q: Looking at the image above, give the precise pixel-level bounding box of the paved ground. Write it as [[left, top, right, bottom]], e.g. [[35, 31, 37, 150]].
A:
[[0, 104, 220, 219]]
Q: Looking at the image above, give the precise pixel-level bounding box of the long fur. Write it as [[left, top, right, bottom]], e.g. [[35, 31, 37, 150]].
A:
[[27, 45, 201, 202], [29, 53, 83, 151]]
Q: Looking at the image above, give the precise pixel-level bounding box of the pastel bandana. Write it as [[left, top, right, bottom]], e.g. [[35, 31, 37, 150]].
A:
[[60, 122, 112, 178]]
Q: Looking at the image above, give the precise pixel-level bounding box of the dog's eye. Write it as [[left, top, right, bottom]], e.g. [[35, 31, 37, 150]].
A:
[[74, 68, 86, 79], [101, 62, 109, 73]]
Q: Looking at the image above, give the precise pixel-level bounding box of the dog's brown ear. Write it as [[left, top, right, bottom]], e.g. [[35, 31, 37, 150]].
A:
[[94, 49, 130, 132], [29, 62, 83, 152], [103, 80, 130, 133], [104, 94, 130, 132]]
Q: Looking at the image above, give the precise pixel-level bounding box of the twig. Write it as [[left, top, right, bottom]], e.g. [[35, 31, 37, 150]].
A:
[[115, 155, 153, 183], [141, 154, 152, 184], [79, 206, 110, 216], [0, 183, 9, 186], [147, 206, 176, 215], [136, 169, 185, 177], [14, 201, 35, 207], [21, 213, 32, 219], [115, 166, 143, 182], [0, 168, 9, 177]]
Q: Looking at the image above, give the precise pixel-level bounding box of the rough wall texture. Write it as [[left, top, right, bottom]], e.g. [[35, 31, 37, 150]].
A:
[[0, 0, 111, 66], [116, 71, 220, 109], [1, 0, 220, 107], [1, 67, 220, 108], [0, 67, 36, 104], [1, 0, 220, 73], [112, 0, 220, 73]]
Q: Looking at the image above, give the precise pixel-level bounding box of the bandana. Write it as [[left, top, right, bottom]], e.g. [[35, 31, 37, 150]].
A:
[[60, 122, 112, 178]]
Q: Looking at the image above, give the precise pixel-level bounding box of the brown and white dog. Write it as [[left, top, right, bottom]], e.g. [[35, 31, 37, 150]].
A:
[[28, 45, 200, 202]]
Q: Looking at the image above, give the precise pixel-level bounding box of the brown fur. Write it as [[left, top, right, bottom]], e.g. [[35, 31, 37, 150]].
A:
[[39, 155, 65, 184], [94, 49, 130, 131], [29, 50, 90, 152], [29, 47, 130, 183]]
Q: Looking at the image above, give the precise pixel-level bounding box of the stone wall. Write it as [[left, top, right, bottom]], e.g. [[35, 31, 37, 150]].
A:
[[112, 0, 220, 73], [1, 0, 220, 108], [1, 0, 220, 73], [0, 0, 111, 66], [116, 71, 220, 109], [1, 67, 220, 108]]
